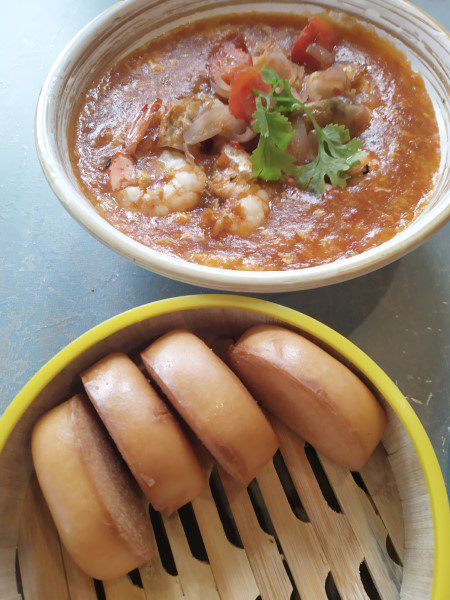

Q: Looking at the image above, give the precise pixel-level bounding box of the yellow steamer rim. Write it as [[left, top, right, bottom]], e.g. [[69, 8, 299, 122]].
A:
[[0, 295, 449, 598]]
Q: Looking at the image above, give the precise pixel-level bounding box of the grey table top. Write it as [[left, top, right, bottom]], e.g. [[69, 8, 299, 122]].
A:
[[0, 0, 448, 487]]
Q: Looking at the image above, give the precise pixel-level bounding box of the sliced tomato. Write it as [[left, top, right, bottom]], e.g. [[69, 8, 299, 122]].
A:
[[210, 40, 253, 84], [291, 17, 338, 69], [309, 16, 338, 51], [291, 23, 317, 68], [228, 66, 271, 121]]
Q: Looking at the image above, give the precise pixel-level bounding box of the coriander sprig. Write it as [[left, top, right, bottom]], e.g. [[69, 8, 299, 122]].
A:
[[250, 96, 298, 181], [249, 67, 364, 194], [296, 122, 364, 194]]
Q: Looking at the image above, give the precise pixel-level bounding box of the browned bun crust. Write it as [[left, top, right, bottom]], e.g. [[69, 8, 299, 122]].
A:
[[31, 395, 154, 580], [82, 353, 206, 514], [141, 330, 278, 485], [230, 325, 386, 470]]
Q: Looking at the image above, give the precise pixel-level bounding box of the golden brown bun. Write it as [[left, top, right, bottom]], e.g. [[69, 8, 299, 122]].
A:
[[31, 395, 154, 580], [230, 325, 386, 470], [141, 330, 278, 485], [82, 353, 206, 514]]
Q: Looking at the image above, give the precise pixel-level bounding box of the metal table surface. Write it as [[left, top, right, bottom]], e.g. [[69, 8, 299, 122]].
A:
[[0, 0, 448, 487]]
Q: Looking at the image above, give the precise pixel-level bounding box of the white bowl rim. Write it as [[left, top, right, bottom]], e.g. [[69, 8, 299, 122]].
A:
[[35, 0, 450, 292]]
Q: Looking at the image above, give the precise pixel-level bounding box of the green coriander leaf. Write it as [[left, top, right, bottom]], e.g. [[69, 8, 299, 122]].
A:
[[251, 138, 298, 181], [296, 123, 364, 194], [251, 105, 297, 180], [252, 110, 294, 148], [322, 124, 363, 164], [252, 97, 270, 137], [296, 158, 326, 194], [322, 123, 350, 146], [261, 66, 280, 86], [259, 66, 304, 113]]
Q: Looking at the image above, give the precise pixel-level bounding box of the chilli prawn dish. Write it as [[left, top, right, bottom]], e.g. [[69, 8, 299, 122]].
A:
[[71, 13, 440, 270]]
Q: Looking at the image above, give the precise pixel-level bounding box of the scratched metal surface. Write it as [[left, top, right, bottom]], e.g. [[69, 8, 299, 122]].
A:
[[0, 0, 448, 486]]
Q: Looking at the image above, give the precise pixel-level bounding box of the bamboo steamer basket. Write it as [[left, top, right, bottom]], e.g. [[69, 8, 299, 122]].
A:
[[0, 296, 448, 600]]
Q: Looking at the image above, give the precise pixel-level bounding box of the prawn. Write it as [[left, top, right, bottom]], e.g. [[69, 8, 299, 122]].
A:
[[118, 150, 206, 217], [253, 43, 304, 92], [108, 99, 162, 192], [203, 144, 270, 237], [305, 65, 353, 101], [107, 100, 207, 216], [123, 99, 162, 154]]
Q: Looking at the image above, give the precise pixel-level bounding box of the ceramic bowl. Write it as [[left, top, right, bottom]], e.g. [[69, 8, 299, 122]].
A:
[[0, 296, 448, 598], [35, 0, 450, 292]]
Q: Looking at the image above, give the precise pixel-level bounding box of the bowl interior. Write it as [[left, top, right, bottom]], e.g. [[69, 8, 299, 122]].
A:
[[0, 301, 436, 598], [35, 0, 450, 291]]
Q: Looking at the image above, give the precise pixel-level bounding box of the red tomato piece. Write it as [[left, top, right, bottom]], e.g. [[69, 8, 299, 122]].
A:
[[291, 17, 338, 69], [291, 22, 317, 68], [309, 16, 338, 51], [210, 40, 253, 84], [228, 67, 271, 121]]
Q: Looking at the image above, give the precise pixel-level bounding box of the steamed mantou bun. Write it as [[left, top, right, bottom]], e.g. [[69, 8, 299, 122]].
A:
[[230, 325, 386, 470], [141, 329, 278, 485], [31, 395, 154, 580], [82, 352, 206, 514]]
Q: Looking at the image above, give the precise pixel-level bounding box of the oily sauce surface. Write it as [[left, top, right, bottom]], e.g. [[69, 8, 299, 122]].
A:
[[71, 14, 440, 270]]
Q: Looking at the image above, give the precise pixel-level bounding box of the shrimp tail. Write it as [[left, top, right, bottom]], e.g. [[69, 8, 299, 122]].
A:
[[124, 98, 162, 154]]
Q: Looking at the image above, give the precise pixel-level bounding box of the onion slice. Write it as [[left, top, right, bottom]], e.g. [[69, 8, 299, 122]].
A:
[[211, 71, 231, 99], [288, 117, 309, 164], [307, 130, 318, 161], [306, 66, 350, 101], [306, 43, 335, 69], [183, 99, 252, 145], [232, 126, 257, 143], [253, 46, 304, 88]]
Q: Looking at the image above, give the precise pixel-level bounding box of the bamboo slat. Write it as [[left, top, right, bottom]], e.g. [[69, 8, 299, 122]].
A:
[[401, 495, 434, 550], [140, 560, 184, 600], [219, 469, 293, 600], [162, 512, 220, 600], [272, 419, 367, 599], [256, 461, 329, 599], [139, 522, 184, 600], [191, 485, 259, 599], [17, 476, 70, 600], [318, 454, 402, 599], [103, 575, 146, 600], [388, 443, 427, 501], [399, 546, 434, 600], [0, 548, 20, 600], [61, 546, 98, 600], [360, 445, 405, 561]]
